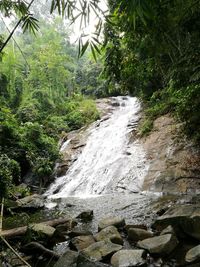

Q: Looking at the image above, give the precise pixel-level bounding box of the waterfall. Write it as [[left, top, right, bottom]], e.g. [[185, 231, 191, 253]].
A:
[[45, 96, 148, 199]]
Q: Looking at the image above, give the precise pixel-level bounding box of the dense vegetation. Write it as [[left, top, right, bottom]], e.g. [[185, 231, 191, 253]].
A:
[[0, 17, 101, 197], [104, 0, 200, 140], [0, 0, 200, 198]]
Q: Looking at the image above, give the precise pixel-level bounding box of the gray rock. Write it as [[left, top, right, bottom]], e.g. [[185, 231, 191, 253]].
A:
[[124, 224, 147, 232], [153, 204, 200, 240], [77, 255, 110, 267], [70, 235, 96, 251], [68, 229, 93, 238], [160, 225, 175, 236], [16, 194, 44, 209], [95, 226, 123, 245], [81, 239, 122, 262], [28, 223, 56, 238], [111, 249, 146, 267], [137, 234, 179, 255], [98, 217, 125, 231], [186, 245, 200, 263], [56, 219, 77, 235], [53, 250, 78, 267], [128, 228, 153, 241]]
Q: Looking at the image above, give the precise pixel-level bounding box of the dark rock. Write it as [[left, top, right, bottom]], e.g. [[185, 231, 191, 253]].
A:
[[80, 239, 122, 262], [70, 235, 96, 251], [128, 228, 153, 241], [55, 219, 77, 235], [53, 250, 78, 267], [124, 224, 147, 232], [111, 249, 146, 267], [137, 234, 179, 255], [76, 210, 94, 222], [77, 255, 110, 267], [186, 245, 200, 263], [98, 216, 125, 231], [153, 204, 200, 240], [94, 226, 123, 245]]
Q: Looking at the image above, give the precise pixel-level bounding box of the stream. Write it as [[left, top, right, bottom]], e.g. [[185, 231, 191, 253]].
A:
[[44, 96, 160, 230]]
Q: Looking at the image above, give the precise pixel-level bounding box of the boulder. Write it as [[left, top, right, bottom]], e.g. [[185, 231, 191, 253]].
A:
[[94, 226, 123, 245], [53, 250, 78, 267], [80, 239, 122, 262], [153, 204, 200, 240], [68, 229, 93, 238], [160, 225, 175, 236], [16, 194, 44, 210], [70, 235, 96, 251], [137, 234, 179, 255], [128, 228, 153, 241], [55, 219, 77, 235], [124, 224, 147, 232], [98, 217, 125, 231], [27, 223, 56, 239], [77, 255, 110, 267], [111, 249, 146, 267], [186, 245, 200, 263], [76, 210, 94, 222]]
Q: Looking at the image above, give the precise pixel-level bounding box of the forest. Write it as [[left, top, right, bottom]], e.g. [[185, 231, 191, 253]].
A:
[[0, 0, 200, 203]]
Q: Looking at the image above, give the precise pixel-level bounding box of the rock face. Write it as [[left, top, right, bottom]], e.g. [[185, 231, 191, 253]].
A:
[[80, 239, 122, 262], [128, 228, 153, 241], [95, 226, 123, 245], [186, 245, 200, 263], [111, 249, 146, 267], [153, 205, 200, 240], [53, 250, 78, 267], [98, 217, 125, 231], [137, 234, 179, 255], [70, 235, 96, 251]]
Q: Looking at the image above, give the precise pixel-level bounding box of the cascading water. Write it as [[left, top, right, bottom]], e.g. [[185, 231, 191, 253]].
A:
[[45, 96, 149, 199]]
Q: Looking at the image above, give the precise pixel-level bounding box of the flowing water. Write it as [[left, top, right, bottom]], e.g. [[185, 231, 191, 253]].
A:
[[45, 96, 160, 229], [46, 96, 148, 198]]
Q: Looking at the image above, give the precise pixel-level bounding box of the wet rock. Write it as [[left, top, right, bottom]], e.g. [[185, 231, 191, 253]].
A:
[[56, 219, 77, 235], [111, 249, 146, 267], [111, 101, 120, 107], [128, 228, 153, 241], [27, 223, 56, 238], [76, 210, 94, 222], [68, 229, 93, 238], [70, 235, 96, 251], [153, 204, 200, 240], [55, 161, 70, 177], [80, 239, 122, 262], [98, 216, 125, 231], [94, 226, 123, 245], [185, 245, 200, 263], [53, 250, 78, 267], [160, 225, 175, 236], [137, 234, 179, 255], [77, 255, 110, 267]]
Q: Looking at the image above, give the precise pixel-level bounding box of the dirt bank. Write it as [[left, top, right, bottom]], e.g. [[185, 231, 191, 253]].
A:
[[142, 114, 200, 194]]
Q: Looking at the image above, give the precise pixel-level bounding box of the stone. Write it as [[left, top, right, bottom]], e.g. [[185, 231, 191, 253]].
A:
[[53, 250, 78, 267], [186, 245, 200, 263], [95, 226, 123, 245], [76, 210, 94, 222], [16, 194, 44, 210], [55, 219, 77, 235], [160, 225, 175, 236], [124, 224, 147, 232], [137, 234, 179, 255], [128, 228, 153, 241], [68, 229, 93, 238], [28, 223, 56, 238], [80, 239, 122, 262], [70, 235, 96, 251], [77, 255, 110, 267], [152, 204, 200, 240], [111, 249, 146, 267], [98, 217, 125, 231]]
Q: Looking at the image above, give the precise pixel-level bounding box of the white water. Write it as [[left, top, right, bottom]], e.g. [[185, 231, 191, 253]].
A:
[[46, 97, 148, 199]]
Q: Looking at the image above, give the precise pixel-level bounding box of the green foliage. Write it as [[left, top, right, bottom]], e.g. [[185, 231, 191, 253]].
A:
[[139, 118, 153, 137]]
